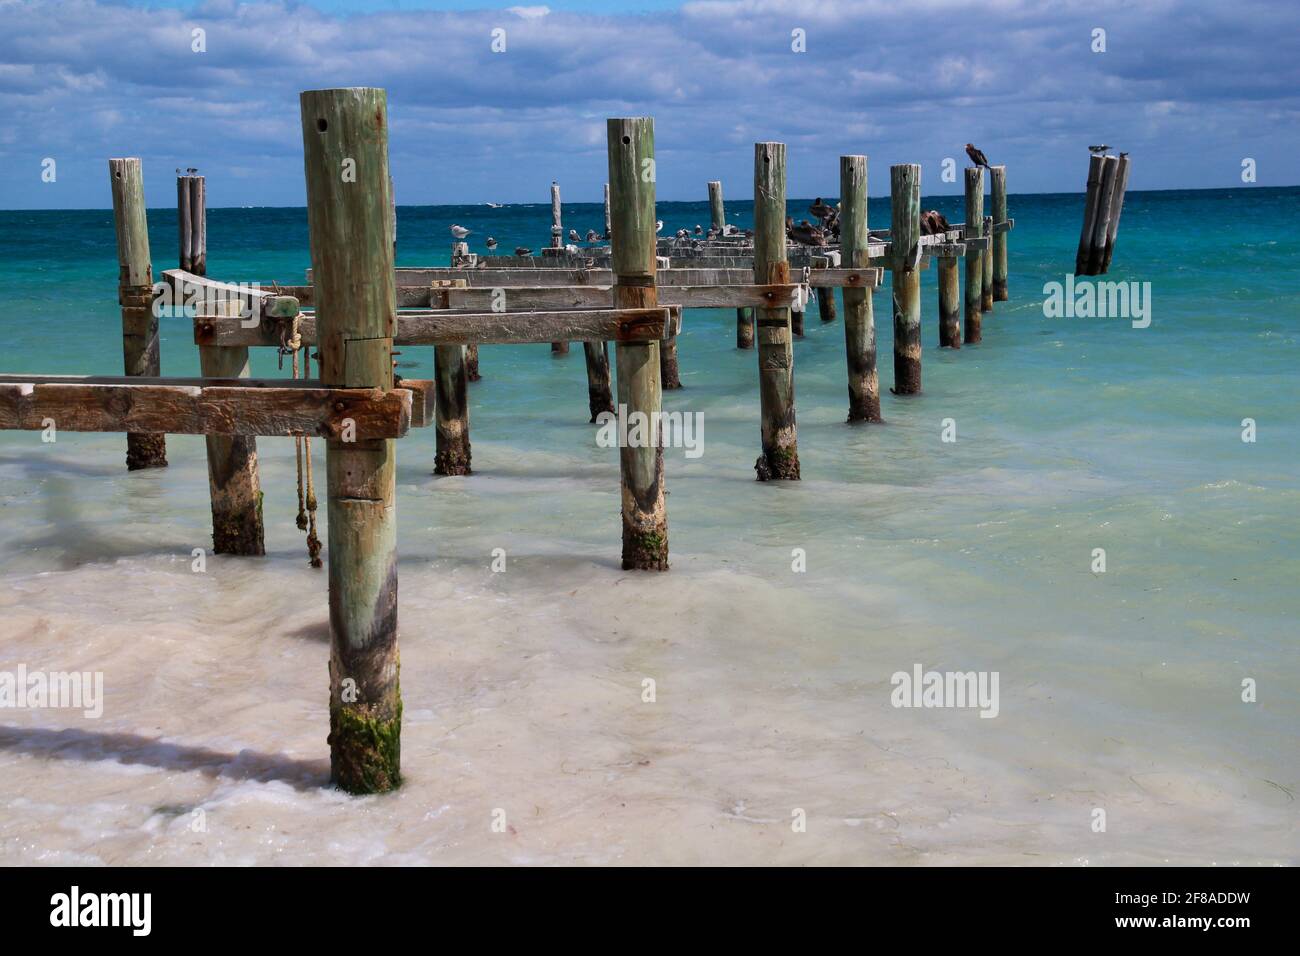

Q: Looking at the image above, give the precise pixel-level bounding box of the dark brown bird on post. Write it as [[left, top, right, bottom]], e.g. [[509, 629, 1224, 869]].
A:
[[809, 197, 835, 222], [965, 143, 990, 168], [919, 210, 952, 236]]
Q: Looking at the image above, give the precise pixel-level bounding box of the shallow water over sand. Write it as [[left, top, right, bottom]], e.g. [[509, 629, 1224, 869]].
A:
[[1, 191, 1297, 864]]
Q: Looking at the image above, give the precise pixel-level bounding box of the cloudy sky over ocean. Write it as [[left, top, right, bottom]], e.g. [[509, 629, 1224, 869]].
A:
[[3, 0, 1298, 207]]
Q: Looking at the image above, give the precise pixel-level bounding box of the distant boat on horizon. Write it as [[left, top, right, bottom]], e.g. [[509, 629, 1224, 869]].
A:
[[485, 202, 505, 208]]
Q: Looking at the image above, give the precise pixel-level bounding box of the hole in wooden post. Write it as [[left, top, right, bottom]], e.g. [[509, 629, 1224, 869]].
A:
[[622, 135, 630, 145], [317, 118, 328, 132]]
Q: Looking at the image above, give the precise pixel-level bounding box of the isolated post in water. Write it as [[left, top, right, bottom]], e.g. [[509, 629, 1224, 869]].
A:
[[550, 180, 568, 353], [582, 340, 615, 421], [1074, 154, 1105, 275], [434, 343, 471, 475], [708, 180, 725, 232], [981, 216, 994, 311], [1086, 156, 1119, 275], [109, 157, 166, 470], [990, 165, 1009, 300], [753, 141, 800, 479], [1100, 154, 1131, 273], [607, 117, 668, 570], [890, 163, 922, 394], [300, 87, 402, 793], [964, 166, 984, 344], [188, 174, 265, 554], [840, 155, 881, 421]]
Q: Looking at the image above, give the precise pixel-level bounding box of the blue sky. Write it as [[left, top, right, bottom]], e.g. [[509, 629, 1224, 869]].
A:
[[3, 0, 1299, 208]]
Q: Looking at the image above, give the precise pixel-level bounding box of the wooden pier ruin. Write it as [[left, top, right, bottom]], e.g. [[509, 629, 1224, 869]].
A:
[[0, 85, 1016, 794]]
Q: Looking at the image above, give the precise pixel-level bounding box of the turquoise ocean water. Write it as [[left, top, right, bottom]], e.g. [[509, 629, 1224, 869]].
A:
[[0, 189, 1295, 864]]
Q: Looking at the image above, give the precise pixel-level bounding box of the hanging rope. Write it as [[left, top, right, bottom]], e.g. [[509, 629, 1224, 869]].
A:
[[279, 313, 322, 569]]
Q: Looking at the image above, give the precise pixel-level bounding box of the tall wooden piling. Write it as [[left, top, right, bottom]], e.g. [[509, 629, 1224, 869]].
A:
[[603, 182, 612, 238], [182, 174, 265, 554], [890, 163, 922, 394], [980, 213, 994, 312], [753, 142, 800, 479], [791, 304, 805, 337], [550, 180, 568, 353], [990, 165, 1008, 300], [109, 158, 166, 470], [466, 343, 481, 382], [607, 117, 668, 570], [840, 155, 881, 422], [199, 301, 265, 554], [300, 87, 402, 793], [177, 175, 193, 273], [938, 257, 961, 348], [737, 308, 755, 348], [189, 175, 206, 276], [1100, 154, 1131, 273], [964, 166, 984, 344], [434, 344, 471, 475], [1074, 154, 1105, 275], [1086, 156, 1119, 275]]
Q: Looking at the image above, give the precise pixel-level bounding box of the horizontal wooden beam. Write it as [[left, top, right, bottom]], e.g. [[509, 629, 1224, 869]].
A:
[[195, 306, 680, 348], [0, 375, 412, 439], [445, 283, 806, 311], [162, 270, 299, 318]]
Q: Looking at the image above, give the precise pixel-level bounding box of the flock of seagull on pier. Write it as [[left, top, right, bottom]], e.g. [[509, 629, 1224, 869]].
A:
[[445, 143, 992, 254]]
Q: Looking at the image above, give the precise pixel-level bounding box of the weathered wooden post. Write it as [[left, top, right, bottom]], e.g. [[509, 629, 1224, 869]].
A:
[[300, 87, 402, 793], [1074, 154, 1105, 275], [981, 213, 994, 312], [791, 304, 805, 337], [660, 331, 682, 389], [737, 307, 755, 348], [990, 165, 1008, 300], [199, 299, 265, 554], [840, 155, 881, 421], [938, 257, 961, 348], [182, 175, 265, 554], [1086, 156, 1119, 275], [964, 166, 984, 344], [603, 182, 612, 238], [190, 174, 206, 276], [708, 180, 725, 232], [753, 142, 800, 479], [890, 163, 922, 394], [434, 344, 471, 475], [177, 174, 193, 273], [607, 117, 668, 569], [817, 287, 837, 322], [1100, 154, 1131, 273], [582, 340, 615, 421], [109, 158, 166, 470], [550, 180, 569, 354], [465, 343, 481, 382], [712, 179, 753, 348]]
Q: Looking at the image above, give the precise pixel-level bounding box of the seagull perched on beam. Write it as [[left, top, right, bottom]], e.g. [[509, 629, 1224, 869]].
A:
[[1088, 145, 1111, 154], [450, 224, 471, 239], [485, 237, 498, 251], [569, 229, 581, 242], [655, 220, 664, 234], [514, 246, 532, 256], [965, 143, 990, 168]]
